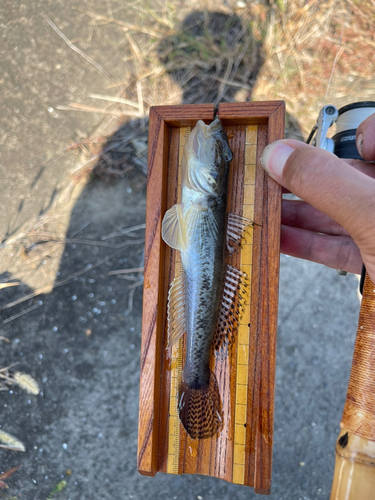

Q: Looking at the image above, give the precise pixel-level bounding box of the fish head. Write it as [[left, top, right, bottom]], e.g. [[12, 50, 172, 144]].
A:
[[182, 118, 233, 198]]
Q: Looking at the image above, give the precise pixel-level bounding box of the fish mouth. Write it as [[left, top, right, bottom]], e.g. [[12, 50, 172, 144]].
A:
[[196, 118, 222, 139], [189, 118, 226, 160]]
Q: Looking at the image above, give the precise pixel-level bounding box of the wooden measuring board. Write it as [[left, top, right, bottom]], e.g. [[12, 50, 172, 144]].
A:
[[138, 102, 285, 495]]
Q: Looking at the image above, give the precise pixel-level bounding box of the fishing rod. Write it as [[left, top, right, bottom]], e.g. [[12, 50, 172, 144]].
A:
[[309, 101, 375, 499]]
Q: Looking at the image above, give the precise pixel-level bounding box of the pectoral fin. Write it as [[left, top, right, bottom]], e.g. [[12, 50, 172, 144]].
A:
[[167, 274, 186, 347], [212, 265, 249, 358], [162, 204, 185, 251]]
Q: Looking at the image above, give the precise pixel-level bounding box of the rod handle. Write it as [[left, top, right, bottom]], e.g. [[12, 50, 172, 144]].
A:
[[342, 272, 375, 440]]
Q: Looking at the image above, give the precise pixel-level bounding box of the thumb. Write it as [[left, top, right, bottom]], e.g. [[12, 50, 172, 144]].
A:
[[261, 139, 375, 276]]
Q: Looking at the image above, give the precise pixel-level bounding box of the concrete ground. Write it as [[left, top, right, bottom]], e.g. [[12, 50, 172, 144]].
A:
[[0, 1, 362, 499]]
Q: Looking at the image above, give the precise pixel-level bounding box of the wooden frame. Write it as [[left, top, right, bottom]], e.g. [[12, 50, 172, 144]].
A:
[[138, 102, 285, 495]]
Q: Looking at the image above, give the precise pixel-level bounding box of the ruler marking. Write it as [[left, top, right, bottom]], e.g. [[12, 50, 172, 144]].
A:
[[232, 124, 257, 485], [167, 126, 191, 475]]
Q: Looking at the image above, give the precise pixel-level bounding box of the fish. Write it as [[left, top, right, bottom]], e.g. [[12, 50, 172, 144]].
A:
[[162, 118, 250, 439]]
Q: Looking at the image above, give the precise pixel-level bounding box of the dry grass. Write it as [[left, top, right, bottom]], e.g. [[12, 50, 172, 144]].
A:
[[252, 0, 375, 137], [59, 0, 375, 180]]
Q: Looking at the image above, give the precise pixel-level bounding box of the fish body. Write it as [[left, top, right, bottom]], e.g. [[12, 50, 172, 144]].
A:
[[162, 118, 233, 439]]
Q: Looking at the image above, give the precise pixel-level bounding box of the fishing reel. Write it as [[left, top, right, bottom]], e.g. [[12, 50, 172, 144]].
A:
[[307, 101, 375, 158], [308, 101, 375, 281]]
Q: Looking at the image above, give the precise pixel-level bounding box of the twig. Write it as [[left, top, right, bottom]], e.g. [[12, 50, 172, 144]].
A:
[[46, 18, 112, 79], [125, 279, 144, 314], [69, 221, 91, 238], [2, 304, 40, 325], [216, 58, 233, 104], [1, 241, 144, 311], [70, 153, 102, 175], [56, 104, 131, 118], [322, 0, 348, 103], [128, 280, 144, 289], [0, 373, 14, 383], [0, 363, 19, 373], [89, 93, 139, 109], [105, 66, 165, 88], [108, 267, 144, 275], [101, 223, 146, 240], [0, 337, 10, 343], [16, 233, 144, 250], [0, 282, 20, 289], [324, 43, 345, 103], [65, 236, 144, 248], [115, 275, 139, 281], [137, 81, 144, 123], [78, 9, 166, 38], [125, 32, 144, 63], [215, 78, 252, 91]]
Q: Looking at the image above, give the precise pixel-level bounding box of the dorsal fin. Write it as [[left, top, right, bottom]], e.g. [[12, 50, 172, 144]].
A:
[[212, 265, 249, 358], [167, 274, 186, 347], [226, 213, 255, 254]]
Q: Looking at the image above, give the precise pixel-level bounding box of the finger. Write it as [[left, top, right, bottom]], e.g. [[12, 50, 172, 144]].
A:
[[356, 113, 375, 161], [282, 200, 350, 236], [344, 158, 375, 178], [261, 139, 375, 248], [280, 225, 362, 275]]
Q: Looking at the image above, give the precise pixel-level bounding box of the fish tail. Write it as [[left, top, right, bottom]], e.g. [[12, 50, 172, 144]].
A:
[[178, 372, 222, 439]]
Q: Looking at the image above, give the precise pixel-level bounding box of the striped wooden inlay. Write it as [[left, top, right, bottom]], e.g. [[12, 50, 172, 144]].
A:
[[166, 126, 191, 474], [232, 124, 257, 484]]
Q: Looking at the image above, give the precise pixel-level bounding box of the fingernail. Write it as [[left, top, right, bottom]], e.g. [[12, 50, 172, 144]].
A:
[[357, 133, 364, 157], [261, 141, 294, 179]]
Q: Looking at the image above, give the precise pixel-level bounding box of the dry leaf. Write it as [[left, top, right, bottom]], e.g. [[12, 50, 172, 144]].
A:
[[13, 372, 39, 395], [0, 465, 20, 480], [0, 430, 25, 452], [0, 480, 8, 489]]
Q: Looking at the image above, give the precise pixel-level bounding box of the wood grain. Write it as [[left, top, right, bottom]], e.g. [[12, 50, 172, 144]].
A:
[[137, 102, 285, 493], [218, 101, 285, 125], [150, 104, 216, 127]]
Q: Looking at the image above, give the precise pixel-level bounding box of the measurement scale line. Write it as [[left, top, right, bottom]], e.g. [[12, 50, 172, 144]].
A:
[[167, 127, 191, 475], [232, 124, 257, 485]]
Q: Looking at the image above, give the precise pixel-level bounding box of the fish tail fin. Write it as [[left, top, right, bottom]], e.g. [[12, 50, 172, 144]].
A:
[[178, 372, 222, 439]]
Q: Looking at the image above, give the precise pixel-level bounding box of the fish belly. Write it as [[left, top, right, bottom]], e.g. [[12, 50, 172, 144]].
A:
[[182, 219, 225, 387]]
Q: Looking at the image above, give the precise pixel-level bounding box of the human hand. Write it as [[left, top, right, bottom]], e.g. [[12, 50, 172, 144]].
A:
[[260, 113, 375, 282]]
